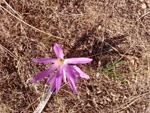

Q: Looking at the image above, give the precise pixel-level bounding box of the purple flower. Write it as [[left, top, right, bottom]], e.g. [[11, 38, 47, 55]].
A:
[[30, 43, 92, 94]]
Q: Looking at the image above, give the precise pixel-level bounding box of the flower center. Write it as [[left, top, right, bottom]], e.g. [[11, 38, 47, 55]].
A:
[[56, 58, 64, 65]]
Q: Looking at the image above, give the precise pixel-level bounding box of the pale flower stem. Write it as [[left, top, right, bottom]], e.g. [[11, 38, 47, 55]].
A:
[[33, 85, 52, 113]]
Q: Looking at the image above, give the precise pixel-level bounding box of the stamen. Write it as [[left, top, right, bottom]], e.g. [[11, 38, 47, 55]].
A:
[[56, 59, 64, 65]]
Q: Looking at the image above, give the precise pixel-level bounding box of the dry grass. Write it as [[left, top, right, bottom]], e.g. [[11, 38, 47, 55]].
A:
[[0, 0, 150, 113]]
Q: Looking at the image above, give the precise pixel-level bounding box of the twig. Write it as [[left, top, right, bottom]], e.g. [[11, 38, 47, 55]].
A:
[[0, 5, 63, 40], [113, 41, 136, 65], [0, 44, 18, 60], [112, 92, 150, 113], [137, 12, 150, 21], [3, 0, 22, 19]]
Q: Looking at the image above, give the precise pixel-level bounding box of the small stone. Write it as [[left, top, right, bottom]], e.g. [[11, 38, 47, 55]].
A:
[[96, 73, 101, 78], [141, 3, 147, 9], [97, 90, 102, 94], [139, 0, 144, 2], [98, 25, 102, 30]]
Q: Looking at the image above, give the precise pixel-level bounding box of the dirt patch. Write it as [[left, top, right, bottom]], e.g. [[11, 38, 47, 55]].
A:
[[0, 0, 150, 113]]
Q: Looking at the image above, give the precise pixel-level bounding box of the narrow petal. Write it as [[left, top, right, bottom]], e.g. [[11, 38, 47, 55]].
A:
[[56, 71, 63, 94], [30, 64, 57, 82], [50, 79, 56, 92], [54, 43, 64, 59], [72, 65, 90, 79], [64, 64, 78, 82], [46, 73, 56, 85], [67, 75, 77, 93], [63, 69, 66, 82], [33, 58, 57, 63], [59, 66, 66, 82], [65, 58, 93, 64]]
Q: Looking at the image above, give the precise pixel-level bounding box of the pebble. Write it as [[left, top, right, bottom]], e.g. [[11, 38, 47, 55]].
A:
[[141, 3, 147, 9], [98, 25, 102, 30], [139, 0, 144, 2], [96, 73, 101, 78]]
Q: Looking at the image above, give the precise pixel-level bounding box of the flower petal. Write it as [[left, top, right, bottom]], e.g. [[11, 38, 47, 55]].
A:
[[56, 71, 63, 94], [30, 64, 57, 82], [65, 58, 93, 64], [50, 79, 56, 92], [72, 65, 90, 79], [33, 58, 57, 63], [63, 69, 66, 82], [64, 64, 78, 82], [46, 73, 56, 85], [67, 75, 77, 93], [54, 43, 64, 59], [59, 66, 66, 82]]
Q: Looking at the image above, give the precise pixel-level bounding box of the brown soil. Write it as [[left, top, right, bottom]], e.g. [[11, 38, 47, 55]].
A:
[[0, 0, 150, 113]]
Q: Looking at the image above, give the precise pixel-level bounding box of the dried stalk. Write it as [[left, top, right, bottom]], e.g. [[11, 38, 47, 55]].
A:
[[0, 5, 63, 40], [3, 0, 23, 18]]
